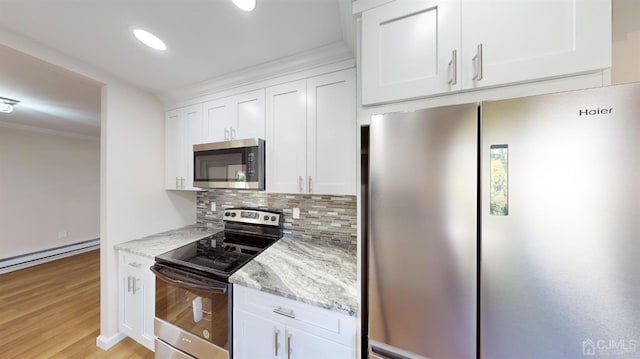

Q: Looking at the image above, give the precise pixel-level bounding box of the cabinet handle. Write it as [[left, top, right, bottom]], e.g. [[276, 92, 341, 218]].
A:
[[175, 177, 179, 189], [224, 127, 229, 141], [230, 127, 236, 139], [127, 277, 132, 293], [180, 177, 185, 189], [273, 306, 295, 319], [447, 49, 457, 85], [132, 277, 137, 295], [472, 43, 483, 81], [298, 176, 303, 193], [128, 262, 141, 269], [274, 328, 280, 356], [287, 333, 292, 359], [308, 176, 313, 193]]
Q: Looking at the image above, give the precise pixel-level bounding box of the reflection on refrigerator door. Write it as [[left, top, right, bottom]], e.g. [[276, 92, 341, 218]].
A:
[[481, 83, 640, 359], [368, 103, 478, 359]]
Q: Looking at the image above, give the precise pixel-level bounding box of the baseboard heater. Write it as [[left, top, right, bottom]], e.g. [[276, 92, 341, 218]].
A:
[[0, 238, 100, 274]]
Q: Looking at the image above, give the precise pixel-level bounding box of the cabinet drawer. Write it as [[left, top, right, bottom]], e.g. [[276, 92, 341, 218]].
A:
[[234, 285, 356, 347], [120, 252, 153, 273]]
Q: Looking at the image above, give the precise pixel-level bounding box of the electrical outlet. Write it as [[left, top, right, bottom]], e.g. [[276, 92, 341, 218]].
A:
[[58, 231, 68, 239], [211, 202, 216, 211], [292, 208, 300, 219]]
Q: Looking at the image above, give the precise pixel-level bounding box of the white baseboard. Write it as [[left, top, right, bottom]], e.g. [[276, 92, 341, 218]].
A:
[[96, 332, 127, 350], [0, 239, 100, 274]]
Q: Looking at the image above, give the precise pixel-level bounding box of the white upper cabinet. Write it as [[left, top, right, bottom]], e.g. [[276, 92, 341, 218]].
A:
[[307, 70, 357, 195], [234, 90, 266, 140], [202, 97, 232, 143], [165, 104, 203, 190], [360, 0, 611, 104], [266, 80, 308, 194], [362, 0, 461, 104], [266, 69, 357, 195], [202, 89, 266, 143], [165, 109, 182, 189], [461, 0, 611, 90]]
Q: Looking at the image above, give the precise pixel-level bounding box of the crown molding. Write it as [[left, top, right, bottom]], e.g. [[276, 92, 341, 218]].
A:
[[0, 120, 99, 141], [156, 41, 354, 106], [339, 0, 356, 55]]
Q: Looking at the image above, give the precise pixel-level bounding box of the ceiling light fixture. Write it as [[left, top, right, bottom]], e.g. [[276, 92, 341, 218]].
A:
[[132, 28, 167, 51], [232, 0, 256, 11], [0, 97, 19, 114]]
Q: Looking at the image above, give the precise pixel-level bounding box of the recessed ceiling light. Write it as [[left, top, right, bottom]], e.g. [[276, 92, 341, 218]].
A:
[[132, 28, 167, 51], [232, 0, 256, 11]]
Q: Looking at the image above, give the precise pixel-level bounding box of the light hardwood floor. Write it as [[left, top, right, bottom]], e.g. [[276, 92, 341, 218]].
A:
[[0, 250, 154, 358]]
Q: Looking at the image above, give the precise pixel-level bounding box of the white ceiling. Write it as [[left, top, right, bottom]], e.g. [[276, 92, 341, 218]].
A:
[[0, 0, 350, 137], [0, 45, 102, 138]]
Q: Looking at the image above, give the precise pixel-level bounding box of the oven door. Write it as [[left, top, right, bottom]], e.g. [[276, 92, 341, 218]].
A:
[[151, 263, 231, 358]]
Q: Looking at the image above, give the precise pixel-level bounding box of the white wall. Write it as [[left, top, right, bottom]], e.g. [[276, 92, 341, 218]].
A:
[[99, 82, 197, 343], [612, 0, 640, 84], [0, 127, 99, 258], [0, 28, 197, 348]]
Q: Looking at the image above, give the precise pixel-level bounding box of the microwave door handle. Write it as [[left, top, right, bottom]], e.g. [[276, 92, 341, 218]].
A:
[[150, 264, 228, 294]]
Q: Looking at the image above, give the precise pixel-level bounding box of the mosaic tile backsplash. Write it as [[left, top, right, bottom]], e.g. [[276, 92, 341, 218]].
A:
[[196, 190, 357, 244]]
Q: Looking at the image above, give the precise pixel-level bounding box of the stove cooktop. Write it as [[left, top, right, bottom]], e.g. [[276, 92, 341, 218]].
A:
[[155, 208, 284, 282], [155, 232, 255, 281]]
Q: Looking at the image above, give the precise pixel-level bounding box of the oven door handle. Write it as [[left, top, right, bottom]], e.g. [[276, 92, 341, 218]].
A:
[[150, 264, 228, 294]]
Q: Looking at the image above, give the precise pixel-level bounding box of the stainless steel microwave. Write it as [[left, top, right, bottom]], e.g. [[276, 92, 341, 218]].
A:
[[193, 138, 265, 190]]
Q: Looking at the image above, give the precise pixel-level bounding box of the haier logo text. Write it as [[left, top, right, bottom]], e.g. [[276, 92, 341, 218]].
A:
[[579, 107, 613, 116]]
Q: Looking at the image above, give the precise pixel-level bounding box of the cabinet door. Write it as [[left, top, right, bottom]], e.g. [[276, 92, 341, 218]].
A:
[[461, 0, 611, 89], [165, 109, 182, 189], [121, 271, 142, 337], [203, 98, 233, 143], [234, 89, 266, 140], [119, 253, 155, 351], [234, 310, 285, 359], [182, 104, 203, 190], [140, 272, 155, 350], [266, 81, 307, 193], [361, 0, 461, 104], [307, 69, 357, 195], [286, 327, 354, 359]]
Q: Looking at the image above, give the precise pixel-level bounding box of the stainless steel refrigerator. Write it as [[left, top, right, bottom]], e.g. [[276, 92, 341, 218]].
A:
[[367, 83, 640, 359]]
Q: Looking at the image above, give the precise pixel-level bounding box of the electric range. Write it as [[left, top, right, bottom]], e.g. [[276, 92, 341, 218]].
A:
[[151, 208, 283, 359]]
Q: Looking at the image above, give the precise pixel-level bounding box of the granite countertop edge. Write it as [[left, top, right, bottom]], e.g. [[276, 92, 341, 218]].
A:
[[230, 235, 358, 317], [114, 224, 223, 259]]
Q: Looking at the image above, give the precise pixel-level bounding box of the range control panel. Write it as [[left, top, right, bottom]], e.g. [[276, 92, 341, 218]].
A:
[[223, 208, 281, 226]]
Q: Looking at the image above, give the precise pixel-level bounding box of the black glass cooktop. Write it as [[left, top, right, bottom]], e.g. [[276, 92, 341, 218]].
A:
[[155, 230, 276, 282]]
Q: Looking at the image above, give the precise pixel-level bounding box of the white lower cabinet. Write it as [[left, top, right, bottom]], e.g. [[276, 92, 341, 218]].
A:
[[233, 285, 357, 359], [118, 251, 155, 351]]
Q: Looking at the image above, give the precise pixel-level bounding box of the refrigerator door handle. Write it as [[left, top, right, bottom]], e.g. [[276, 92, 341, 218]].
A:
[[369, 341, 430, 359]]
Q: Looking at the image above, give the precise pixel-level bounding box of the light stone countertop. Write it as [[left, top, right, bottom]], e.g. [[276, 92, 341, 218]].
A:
[[114, 224, 222, 259], [229, 236, 358, 317]]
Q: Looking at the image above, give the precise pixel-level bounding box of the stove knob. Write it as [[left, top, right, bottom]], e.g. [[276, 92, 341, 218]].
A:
[[231, 212, 236, 217], [264, 215, 269, 221], [224, 212, 230, 217], [228, 246, 237, 252], [271, 216, 277, 221]]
